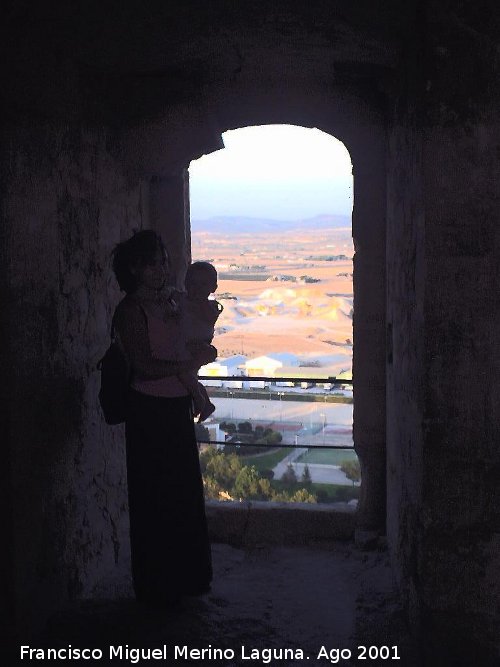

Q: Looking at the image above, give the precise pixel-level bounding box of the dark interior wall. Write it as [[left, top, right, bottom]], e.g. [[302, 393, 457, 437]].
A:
[[420, 119, 500, 662], [0, 124, 146, 636], [386, 121, 425, 628], [421, 124, 500, 663], [350, 127, 387, 534], [386, 3, 500, 662]]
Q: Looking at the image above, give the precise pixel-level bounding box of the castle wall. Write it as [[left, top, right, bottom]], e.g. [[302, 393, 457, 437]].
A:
[[386, 5, 500, 660], [0, 124, 142, 636]]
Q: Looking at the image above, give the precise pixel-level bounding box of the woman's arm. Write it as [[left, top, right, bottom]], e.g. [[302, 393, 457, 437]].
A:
[[114, 298, 216, 380]]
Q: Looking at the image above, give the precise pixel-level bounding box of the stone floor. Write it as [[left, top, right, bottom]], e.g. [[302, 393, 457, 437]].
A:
[[14, 542, 420, 666]]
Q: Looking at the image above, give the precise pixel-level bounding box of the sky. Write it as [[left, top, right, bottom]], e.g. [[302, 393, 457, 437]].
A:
[[188, 124, 353, 221]]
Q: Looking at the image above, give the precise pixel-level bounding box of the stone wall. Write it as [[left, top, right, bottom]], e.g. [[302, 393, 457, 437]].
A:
[[419, 121, 500, 662], [0, 124, 144, 636], [350, 127, 387, 535], [386, 3, 500, 661], [206, 501, 355, 547], [386, 120, 425, 629]]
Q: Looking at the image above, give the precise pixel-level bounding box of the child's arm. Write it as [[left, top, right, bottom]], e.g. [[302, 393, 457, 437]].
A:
[[207, 299, 223, 325]]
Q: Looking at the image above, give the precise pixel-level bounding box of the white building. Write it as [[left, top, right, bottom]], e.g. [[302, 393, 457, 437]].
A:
[[198, 355, 248, 388], [245, 353, 298, 375], [222, 355, 248, 388], [198, 362, 224, 387], [221, 355, 247, 375], [244, 353, 299, 388]]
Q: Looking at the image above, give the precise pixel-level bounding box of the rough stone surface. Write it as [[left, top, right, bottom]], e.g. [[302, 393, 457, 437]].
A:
[[385, 5, 500, 663], [206, 501, 355, 547], [0, 124, 145, 637]]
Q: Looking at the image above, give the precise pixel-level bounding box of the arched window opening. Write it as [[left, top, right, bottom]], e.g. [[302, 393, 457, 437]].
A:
[[189, 124, 356, 504]]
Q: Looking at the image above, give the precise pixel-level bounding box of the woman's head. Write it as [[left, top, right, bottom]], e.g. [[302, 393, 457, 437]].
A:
[[112, 230, 169, 294]]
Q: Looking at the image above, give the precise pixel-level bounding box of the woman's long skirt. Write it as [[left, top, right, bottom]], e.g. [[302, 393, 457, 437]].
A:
[[125, 390, 212, 604]]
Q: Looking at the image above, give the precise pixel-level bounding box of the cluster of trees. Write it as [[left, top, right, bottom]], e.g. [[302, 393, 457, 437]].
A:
[[200, 448, 317, 503], [267, 274, 298, 282], [220, 421, 283, 452], [228, 263, 266, 271], [307, 254, 350, 261], [266, 274, 321, 284], [196, 419, 361, 503]]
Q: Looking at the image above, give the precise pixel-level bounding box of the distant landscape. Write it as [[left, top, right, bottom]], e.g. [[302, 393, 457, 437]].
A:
[[191, 213, 351, 234], [191, 214, 353, 376]]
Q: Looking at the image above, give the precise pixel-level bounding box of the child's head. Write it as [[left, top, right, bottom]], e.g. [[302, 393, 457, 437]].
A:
[[185, 261, 218, 299], [112, 230, 169, 294]]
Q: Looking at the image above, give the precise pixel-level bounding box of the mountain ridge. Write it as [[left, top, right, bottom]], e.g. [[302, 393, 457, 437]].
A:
[[191, 214, 351, 234]]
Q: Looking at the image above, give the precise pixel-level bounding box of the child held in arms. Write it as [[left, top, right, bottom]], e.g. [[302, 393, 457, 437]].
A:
[[178, 261, 224, 421]]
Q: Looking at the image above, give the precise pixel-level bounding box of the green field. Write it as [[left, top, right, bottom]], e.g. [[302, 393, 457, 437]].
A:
[[239, 447, 292, 472], [297, 448, 358, 465], [228, 445, 358, 471]]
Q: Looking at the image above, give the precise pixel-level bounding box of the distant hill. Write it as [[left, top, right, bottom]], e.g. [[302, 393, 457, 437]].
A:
[[191, 214, 351, 234]]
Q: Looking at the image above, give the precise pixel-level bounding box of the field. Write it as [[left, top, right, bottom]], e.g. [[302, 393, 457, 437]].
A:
[[297, 448, 358, 465], [192, 224, 353, 375]]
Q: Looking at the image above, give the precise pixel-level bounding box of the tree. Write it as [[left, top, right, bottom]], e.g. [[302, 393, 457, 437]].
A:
[[289, 488, 317, 503], [270, 487, 316, 503], [233, 466, 260, 499], [265, 431, 283, 445], [301, 464, 312, 488], [203, 475, 226, 501], [281, 463, 298, 487], [200, 448, 242, 490], [237, 421, 253, 434], [340, 459, 361, 486]]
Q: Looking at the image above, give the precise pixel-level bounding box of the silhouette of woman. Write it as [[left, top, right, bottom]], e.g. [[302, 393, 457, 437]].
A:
[[111, 230, 215, 607]]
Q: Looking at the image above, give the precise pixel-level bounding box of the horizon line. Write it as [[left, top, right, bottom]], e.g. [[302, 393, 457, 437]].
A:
[[191, 212, 352, 222]]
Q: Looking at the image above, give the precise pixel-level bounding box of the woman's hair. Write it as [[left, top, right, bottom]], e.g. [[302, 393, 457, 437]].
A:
[[112, 230, 166, 293]]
